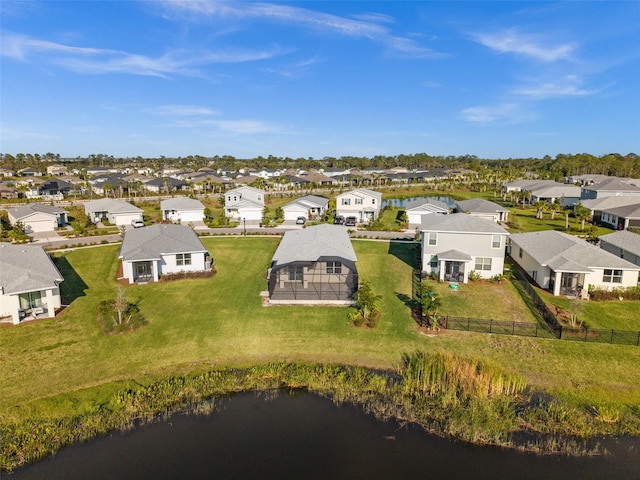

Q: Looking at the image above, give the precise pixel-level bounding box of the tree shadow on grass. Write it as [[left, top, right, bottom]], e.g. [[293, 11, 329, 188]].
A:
[[52, 255, 89, 304], [387, 241, 420, 269]]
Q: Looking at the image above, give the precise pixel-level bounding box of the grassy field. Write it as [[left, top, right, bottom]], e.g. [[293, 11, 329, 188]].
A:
[[541, 293, 640, 330], [1, 237, 640, 426]]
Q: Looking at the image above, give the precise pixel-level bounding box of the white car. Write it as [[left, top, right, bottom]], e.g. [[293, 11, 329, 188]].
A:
[[131, 219, 144, 228], [296, 216, 306, 225]]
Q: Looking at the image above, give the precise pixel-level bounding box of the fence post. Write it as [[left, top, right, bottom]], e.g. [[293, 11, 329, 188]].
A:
[[489, 319, 493, 333], [512, 322, 515, 335], [610, 330, 614, 345], [585, 328, 589, 342], [467, 317, 470, 331]]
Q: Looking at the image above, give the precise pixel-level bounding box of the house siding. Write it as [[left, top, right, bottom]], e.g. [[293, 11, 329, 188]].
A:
[[421, 231, 507, 281]]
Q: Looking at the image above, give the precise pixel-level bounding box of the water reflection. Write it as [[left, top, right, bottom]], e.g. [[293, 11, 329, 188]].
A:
[[11, 391, 640, 480], [381, 195, 457, 208]]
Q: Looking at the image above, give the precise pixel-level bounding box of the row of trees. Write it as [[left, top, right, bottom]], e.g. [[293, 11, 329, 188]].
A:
[[2, 152, 637, 178]]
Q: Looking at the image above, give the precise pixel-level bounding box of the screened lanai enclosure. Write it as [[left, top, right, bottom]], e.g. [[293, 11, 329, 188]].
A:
[[267, 224, 359, 304], [268, 258, 358, 302]]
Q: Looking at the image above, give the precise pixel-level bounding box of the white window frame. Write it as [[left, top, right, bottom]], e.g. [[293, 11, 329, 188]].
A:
[[176, 253, 192, 266], [491, 235, 501, 249], [603, 269, 622, 283], [474, 257, 492, 271], [428, 232, 437, 246], [326, 261, 342, 274]]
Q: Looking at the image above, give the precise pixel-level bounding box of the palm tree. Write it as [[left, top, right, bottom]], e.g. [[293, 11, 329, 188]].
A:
[[533, 200, 546, 220], [548, 202, 561, 220], [574, 203, 592, 231]]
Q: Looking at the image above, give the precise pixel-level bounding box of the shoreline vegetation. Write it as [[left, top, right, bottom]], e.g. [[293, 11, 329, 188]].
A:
[[3, 352, 639, 472]]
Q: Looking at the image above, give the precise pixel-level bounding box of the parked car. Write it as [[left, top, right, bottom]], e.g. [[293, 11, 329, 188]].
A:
[[333, 215, 345, 225], [296, 216, 306, 225], [131, 219, 144, 228], [345, 216, 357, 227]]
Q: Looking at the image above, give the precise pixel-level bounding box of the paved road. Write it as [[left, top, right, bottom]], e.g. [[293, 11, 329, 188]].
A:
[[31, 223, 415, 249]]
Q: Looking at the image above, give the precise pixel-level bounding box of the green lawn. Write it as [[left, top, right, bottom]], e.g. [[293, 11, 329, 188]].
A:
[[1, 238, 640, 424], [542, 293, 640, 330]]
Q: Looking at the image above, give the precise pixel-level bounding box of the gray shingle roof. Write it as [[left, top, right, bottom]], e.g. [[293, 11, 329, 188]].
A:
[[455, 198, 508, 213], [84, 198, 142, 214], [510, 230, 640, 272], [600, 203, 640, 219], [119, 224, 207, 261], [0, 243, 64, 294], [160, 197, 205, 211], [283, 195, 329, 210], [8, 203, 64, 220], [435, 249, 472, 261], [406, 198, 450, 212], [272, 224, 357, 266], [420, 212, 509, 234], [599, 230, 640, 256]]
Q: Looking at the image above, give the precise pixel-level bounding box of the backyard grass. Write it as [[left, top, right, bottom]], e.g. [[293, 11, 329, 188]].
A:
[[542, 293, 640, 331], [1, 238, 639, 427]]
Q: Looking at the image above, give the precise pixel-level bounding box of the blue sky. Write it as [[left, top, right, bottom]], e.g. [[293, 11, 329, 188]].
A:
[[1, 1, 639, 159]]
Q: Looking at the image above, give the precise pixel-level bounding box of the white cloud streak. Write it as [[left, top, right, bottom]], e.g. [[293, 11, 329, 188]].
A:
[[1, 32, 286, 77], [159, 0, 441, 58], [512, 75, 599, 99], [461, 103, 537, 124], [474, 28, 576, 62]]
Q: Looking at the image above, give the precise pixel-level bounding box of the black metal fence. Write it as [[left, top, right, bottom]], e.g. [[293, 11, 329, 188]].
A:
[[418, 262, 640, 346], [440, 316, 557, 339]]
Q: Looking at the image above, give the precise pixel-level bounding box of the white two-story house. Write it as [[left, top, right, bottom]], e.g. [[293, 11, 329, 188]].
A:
[[224, 186, 265, 221], [335, 188, 382, 224], [420, 213, 509, 283]]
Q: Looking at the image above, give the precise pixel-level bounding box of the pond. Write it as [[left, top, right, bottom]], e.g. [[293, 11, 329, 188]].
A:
[[382, 195, 457, 208], [10, 391, 640, 480]]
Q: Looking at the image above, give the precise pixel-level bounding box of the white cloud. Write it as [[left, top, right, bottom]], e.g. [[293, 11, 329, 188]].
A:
[[461, 103, 537, 124], [474, 28, 576, 62], [151, 105, 219, 116], [159, 0, 442, 58], [0, 32, 286, 77], [512, 75, 599, 99]]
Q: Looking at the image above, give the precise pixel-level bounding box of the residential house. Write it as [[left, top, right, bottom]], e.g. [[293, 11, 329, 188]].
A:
[[298, 171, 337, 186], [454, 198, 509, 223], [25, 179, 74, 200], [599, 231, 640, 267], [46, 164, 69, 176], [84, 199, 143, 226], [0, 184, 20, 199], [86, 166, 119, 176], [502, 179, 557, 193], [581, 196, 640, 222], [224, 186, 265, 221], [405, 198, 450, 227], [161, 197, 205, 223], [268, 224, 358, 303], [144, 177, 189, 194], [322, 167, 351, 177], [529, 184, 581, 207], [594, 202, 640, 230], [282, 195, 329, 222], [7, 204, 67, 233], [335, 188, 382, 224], [509, 230, 640, 297], [581, 177, 640, 200], [0, 243, 64, 324], [18, 167, 43, 177], [0, 168, 16, 177], [118, 224, 211, 284], [420, 213, 509, 283]]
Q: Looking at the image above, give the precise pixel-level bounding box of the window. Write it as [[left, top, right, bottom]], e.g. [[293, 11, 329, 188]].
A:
[[341, 198, 351, 206], [19, 291, 42, 310], [355, 198, 363, 205], [427, 232, 437, 246], [176, 253, 192, 266], [288, 265, 304, 281], [492, 235, 501, 249], [518, 247, 523, 258], [429, 256, 438, 268], [475, 257, 492, 271], [603, 269, 622, 283], [326, 261, 342, 274]]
